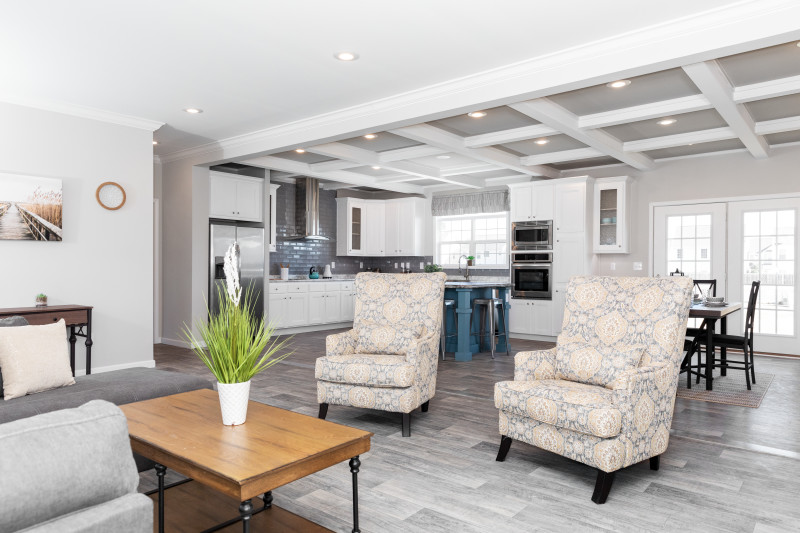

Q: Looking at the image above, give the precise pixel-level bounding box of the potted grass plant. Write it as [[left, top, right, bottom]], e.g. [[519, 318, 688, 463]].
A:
[[184, 243, 291, 425]]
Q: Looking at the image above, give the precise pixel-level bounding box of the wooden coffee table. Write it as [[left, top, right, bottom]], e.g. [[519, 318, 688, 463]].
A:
[[120, 389, 372, 533]]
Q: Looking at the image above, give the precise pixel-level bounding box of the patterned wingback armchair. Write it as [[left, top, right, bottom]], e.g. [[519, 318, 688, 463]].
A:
[[316, 272, 447, 437], [494, 276, 693, 503]]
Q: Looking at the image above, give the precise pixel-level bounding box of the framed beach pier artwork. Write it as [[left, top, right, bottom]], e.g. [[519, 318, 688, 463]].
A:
[[0, 173, 63, 241]]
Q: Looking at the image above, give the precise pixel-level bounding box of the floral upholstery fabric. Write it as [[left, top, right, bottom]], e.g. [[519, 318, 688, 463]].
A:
[[354, 321, 424, 356], [496, 276, 693, 473], [554, 340, 645, 387], [317, 272, 447, 414], [494, 379, 622, 438]]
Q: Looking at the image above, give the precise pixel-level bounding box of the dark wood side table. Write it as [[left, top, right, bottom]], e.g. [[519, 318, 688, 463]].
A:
[[0, 305, 93, 375]]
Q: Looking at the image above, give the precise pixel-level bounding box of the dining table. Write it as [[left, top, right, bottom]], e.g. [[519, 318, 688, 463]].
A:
[[689, 301, 742, 390]]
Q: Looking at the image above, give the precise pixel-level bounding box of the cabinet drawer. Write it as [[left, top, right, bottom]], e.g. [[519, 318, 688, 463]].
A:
[[25, 310, 88, 326], [269, 284, 287, 294], [308, 283, 327, 293], [287, 283, 308, 293], [339, 282, 354, 292]]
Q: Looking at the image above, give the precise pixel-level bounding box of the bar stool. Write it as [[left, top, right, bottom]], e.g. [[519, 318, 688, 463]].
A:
[[471, 292, 510, 359], [440, 299, 457, 360]]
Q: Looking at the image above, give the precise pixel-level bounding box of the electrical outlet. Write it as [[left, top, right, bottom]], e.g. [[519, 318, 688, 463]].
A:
[[610, 262, 616, 271], [394, 263, 398, 269], [633, 262, 643, 271], [420, 262, 424, 269], [331, 262, 335, 269], [359, 262, 363, 269]]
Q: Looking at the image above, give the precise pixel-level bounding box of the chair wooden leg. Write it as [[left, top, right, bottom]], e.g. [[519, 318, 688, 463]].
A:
[[650, 455, 660, 471], [496, 436, 512, 462], [591, 470, 615, 504], [402, 413, 411, 437], [749, 341, 757, 384], [318, 403, 329, 420], [421, 401, 429, 413], [743, 344, 752, 391]]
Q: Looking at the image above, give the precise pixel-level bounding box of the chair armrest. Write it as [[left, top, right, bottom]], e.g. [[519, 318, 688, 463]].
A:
[[404, 330, 440, 369], [608, 362, 672, 393], [326, 329, 358, 356], [514, 347, 556, 381], [611, 362, 677, 439]]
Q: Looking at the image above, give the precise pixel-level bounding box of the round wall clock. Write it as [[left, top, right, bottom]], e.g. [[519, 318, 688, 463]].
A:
[[96, 182, 126, 210]]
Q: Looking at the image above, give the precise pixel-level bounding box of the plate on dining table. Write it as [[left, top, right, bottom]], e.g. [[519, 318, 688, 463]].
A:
[[704, 301, 729, 307]]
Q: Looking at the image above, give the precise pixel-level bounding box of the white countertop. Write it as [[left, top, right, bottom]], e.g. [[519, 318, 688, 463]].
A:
[[268, 277, 355, 282]]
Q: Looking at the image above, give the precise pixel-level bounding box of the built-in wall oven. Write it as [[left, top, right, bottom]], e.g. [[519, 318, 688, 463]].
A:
[[511, 251, 552, 299], [512, 220, 553, 250]]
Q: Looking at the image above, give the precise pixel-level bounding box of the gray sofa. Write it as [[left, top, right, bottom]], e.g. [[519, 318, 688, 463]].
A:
[[0, 316, 212, 471], [0, 400, 152, 533]]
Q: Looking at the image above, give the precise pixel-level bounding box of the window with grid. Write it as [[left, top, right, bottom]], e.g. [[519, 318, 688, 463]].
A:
[[666, 214, 713, 279], [743, 209, 795, 336], [435, 213, 509, 268]]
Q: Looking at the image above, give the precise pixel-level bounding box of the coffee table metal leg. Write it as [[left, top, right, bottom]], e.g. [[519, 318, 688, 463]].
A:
[[155, 463, 166, 533], [262, 491, 273, 508], [349, 456, 361, 533], [239, 500, 253, 533]]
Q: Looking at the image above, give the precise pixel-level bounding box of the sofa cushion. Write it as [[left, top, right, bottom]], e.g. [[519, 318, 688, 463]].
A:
[[315, 354, 415, 388], [554, 338, 645, 387], [494, 379, 622, 438], [20, 493, 153, 533], [354, 320, 423, 356], [0, 400, 140, 532], [0, 367, 212, 425], [0, 319, 75, 400], [0, 315, 30, 398]]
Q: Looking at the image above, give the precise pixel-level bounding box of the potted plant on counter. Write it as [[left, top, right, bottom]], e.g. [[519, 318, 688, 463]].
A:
[[35, 293, 48, 307], [466, 256, 475, 267], [184, 243, 291, 425]]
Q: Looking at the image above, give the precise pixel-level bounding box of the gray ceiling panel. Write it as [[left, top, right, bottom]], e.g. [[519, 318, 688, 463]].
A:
[[339, 132, 421, 152], [430, 105, 539, 136], [746, 93, 800, 122], [718, 42, 800, 87], [604, 109, 728, 142], [271, 150, 334, 164], [645, 138, 745, 159], [501, 134, 587, 155], [766, 130, 800, 146]]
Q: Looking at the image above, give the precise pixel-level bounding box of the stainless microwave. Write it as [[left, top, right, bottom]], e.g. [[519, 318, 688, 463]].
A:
[[512, 220, 553, 250]]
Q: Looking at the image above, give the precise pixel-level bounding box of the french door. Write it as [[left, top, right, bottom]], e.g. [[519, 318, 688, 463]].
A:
[[728, 198, 799, 354]]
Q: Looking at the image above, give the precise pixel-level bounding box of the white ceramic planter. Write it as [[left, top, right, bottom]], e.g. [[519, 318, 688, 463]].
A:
[[217, 380, 251, 425]]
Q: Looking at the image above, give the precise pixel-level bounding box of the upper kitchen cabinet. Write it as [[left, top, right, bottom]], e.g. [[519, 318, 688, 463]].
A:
[[509, 182, 554, 222], [209, 171, 264, 222], [593, 176, 632, 254], [385, 198, 426, 256], [337, 197, 429, 257], [364, 201, 385, 256], [336, 198, 365, 256]]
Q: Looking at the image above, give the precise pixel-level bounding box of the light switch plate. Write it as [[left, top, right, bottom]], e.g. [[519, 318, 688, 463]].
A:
[[610, 262, 616, 271], [394, 263, 398, 269], [331, 262, 335, 269], [420, 262, 424, 269], [633, 262, 643, 271], [359, 262, 363, 268]]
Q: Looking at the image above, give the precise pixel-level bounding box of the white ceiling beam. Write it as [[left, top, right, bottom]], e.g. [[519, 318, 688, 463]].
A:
[[520, 147, 603, 165], [578, 94, 712, 129], [390, 123, 560, 178], [683, 60, 770, 159], [509, 99, 654, 170], [463, 124, 558, 148], [623, 127, 736, 152], [379, 145, 445, 162], [306, 141, 482, 189], [241, 155, 424, 195], [309, 159, 360, 172], [754, 115, 800, 136], [733, 74, 800, 103], [440, 163, 498, 176]]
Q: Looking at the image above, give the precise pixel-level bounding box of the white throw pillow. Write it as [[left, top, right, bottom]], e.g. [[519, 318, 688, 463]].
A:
[[0, 319, 75, 400]]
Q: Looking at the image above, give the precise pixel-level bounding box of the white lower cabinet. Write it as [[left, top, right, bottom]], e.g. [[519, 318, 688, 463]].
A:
[[509, 299, 553, 336], [552, 283, 567, 335], [269, 282, 355, 330]]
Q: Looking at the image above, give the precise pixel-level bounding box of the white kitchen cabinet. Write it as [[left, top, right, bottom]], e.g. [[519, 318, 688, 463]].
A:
[[338, 197, 426, 257], [385, 198, 426, 256], [270, 281, 356, 330], [284, 293, 309, 328], [336, 198, 364, 256], [553, 231, 586, 285], [509, 299, 552, 336], [323, 291, 342, 322], [554, 182, 586, 234], [308, 293, 326, 324], [209, 171, 264, 222], [594, 176, 632, 254], [364, 202, 385, 256], [267, 293, 287, 329], [509, 182, 554, 222], [552, 283, 567, 335], [341, 289, 355, 320]]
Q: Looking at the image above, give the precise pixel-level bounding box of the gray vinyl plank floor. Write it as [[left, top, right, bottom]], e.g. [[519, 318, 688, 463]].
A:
[[142, 330, 800, 532]]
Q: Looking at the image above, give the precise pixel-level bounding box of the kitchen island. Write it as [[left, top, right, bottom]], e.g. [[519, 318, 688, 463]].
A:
[[443, 281, 511, 361]]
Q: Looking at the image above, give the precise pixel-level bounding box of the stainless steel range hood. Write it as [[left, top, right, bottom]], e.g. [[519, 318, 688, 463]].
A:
[[285, 177, 330, 240]]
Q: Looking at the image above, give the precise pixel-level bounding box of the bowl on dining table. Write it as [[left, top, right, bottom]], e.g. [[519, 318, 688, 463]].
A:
[[705, 296, 725, 304]]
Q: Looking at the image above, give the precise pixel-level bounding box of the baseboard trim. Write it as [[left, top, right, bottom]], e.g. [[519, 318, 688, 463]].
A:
[[153, 337, 162, 344], [160, 337, 195, 349], [75, 359, 155, 377], [509, 333, 557, 342], [274, 322, 353, 336]]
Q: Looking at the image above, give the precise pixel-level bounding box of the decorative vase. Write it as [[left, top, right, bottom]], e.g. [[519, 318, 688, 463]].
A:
[[217, 380, 251, 425]]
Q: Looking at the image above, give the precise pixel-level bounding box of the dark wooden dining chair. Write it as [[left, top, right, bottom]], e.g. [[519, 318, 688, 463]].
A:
[[681, 279, 717, 388], [690, 281, 760, 390]]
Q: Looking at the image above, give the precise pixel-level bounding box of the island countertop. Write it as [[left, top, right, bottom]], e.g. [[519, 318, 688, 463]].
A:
[[445, 281, 511, 288]]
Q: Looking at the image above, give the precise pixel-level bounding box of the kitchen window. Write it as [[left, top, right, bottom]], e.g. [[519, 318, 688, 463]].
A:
[[435, 213, 509, 268]]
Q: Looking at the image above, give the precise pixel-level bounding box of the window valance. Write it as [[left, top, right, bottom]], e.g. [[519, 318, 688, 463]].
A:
[[431, 190, 510, 216]]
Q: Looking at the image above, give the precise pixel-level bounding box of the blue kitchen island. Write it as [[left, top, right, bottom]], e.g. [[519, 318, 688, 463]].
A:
[[443, 281, 512, 361]]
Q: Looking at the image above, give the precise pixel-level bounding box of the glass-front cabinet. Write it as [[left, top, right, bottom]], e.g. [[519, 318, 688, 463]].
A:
[[349, 201, 364, 254], [593, 176, 632, 254]]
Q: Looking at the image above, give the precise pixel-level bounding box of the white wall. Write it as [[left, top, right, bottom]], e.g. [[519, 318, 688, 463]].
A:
[[563, 144, 800, 276], [0, 102, 155, 372]]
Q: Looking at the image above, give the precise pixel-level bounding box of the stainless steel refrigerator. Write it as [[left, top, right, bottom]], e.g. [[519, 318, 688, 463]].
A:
[[209, 223, 265, 321]]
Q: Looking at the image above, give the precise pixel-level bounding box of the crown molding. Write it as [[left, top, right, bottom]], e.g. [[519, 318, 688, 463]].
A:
[[158, 0, 800, 166], [0, 96, 164, 132]]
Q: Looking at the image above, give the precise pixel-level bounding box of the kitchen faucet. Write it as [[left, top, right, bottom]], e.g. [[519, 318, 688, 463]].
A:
[[458, 255, 471, 281]]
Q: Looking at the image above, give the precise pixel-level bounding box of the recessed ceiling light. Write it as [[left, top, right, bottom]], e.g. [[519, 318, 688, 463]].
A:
[[152, 140, 158, 145], [657, 118, 677, 126], [184, 108, 203, 114], [436, 155, 451, 160], [335, 51, 359, 61], [295, 148, 306, 153], [371, 166, 381, 170], [364, 134, 377, 139], [534, 138, 549, 145], [606, 80, 631, 89], [468, 111, 487, 118]]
